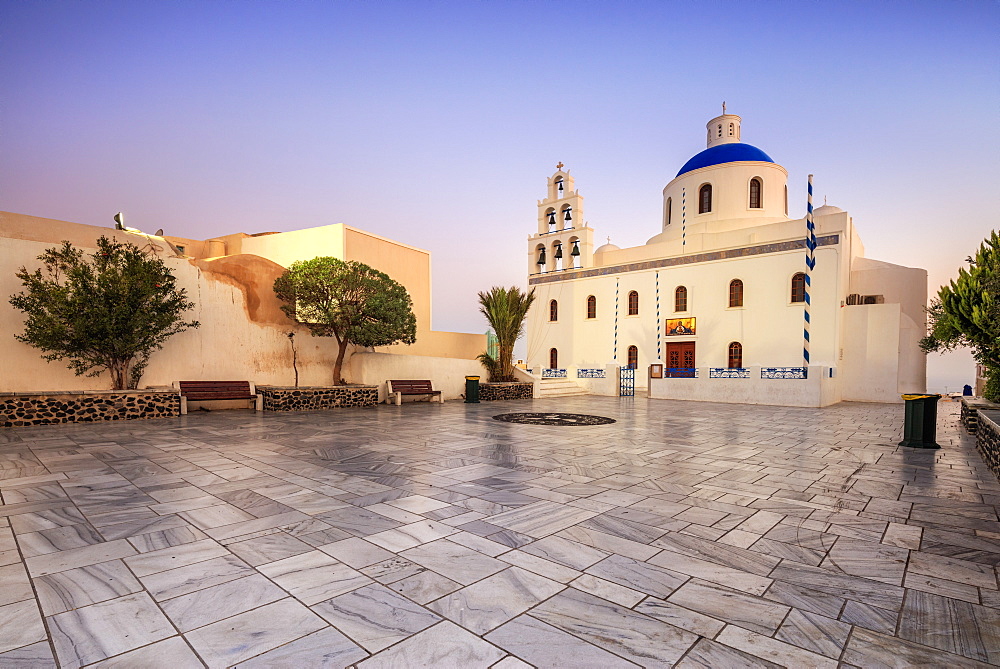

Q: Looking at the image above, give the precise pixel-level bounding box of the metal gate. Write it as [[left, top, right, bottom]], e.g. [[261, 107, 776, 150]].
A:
[[619, 366, 635, 397]]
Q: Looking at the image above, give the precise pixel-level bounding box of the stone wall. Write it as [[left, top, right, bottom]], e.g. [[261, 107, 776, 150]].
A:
[[258, 386, 378, 411], [480, 382, 533, 401], [0, 390, 180, 428], [976, 410, 1000, 482], [960, 397, 1000, 434]]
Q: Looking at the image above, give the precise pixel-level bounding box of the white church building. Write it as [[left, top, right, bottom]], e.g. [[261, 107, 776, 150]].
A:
[[524, 110, 927, 406]]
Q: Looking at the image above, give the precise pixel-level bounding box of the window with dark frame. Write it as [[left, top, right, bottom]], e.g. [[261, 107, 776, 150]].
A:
[[729, 279, 744, 308], [627, 291, 639, 316], [675, 286, 688, 312], [728, 342, 743, 368], [627, 345, 638, 369], [699, 184, 712, 213], [549, 348, 558, 369], [587, 295, 596, 319], [549, 299, 558, 321], [749, 178, 762, 209], [791, 272, 806, 303]]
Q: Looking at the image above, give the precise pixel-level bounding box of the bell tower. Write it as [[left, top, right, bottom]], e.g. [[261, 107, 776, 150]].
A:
[[528, 164, 594, 276]]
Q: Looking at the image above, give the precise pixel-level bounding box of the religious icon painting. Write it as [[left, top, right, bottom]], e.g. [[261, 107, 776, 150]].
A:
[[665, 317, 696, 336]]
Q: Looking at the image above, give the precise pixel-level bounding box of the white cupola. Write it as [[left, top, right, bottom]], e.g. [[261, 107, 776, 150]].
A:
[[706, 102, 741, 148]]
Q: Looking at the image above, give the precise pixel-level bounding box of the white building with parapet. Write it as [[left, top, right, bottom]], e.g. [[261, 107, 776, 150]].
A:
[[525, 110, 927, 406]]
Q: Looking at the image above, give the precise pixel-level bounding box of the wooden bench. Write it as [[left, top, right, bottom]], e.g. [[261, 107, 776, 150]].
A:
[[176, 381, 263, 414], [386, 380, 444, 405]]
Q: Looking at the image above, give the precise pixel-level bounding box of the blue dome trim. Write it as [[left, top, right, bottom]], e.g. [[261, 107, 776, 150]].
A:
[[676, 143, 775, 177]]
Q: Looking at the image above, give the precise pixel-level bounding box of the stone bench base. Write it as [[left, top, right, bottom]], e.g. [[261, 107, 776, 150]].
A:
[[480, 382, 533, 401], [1, 390, 180, 428], [257, 386, 379, 411]]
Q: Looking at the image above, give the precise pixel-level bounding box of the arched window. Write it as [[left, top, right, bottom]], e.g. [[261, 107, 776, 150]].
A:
[[587, 295, 596, 319], [699, 184, 712, 214], [729, 279, 744, 308], [791, 273, 806, 303], [749, 178, 762, 209], [728, 342, 743, 369], [549, 299, 558, 322], [627, 291, 639, 316], [549, 348, 558, 369], [666, 197, 672, 226], [717, 124, 722, 137], [627, 345, 638, 369], [729, 122, 734, 136], [784, 185, 788, 215], [675, 286, 688, 312]]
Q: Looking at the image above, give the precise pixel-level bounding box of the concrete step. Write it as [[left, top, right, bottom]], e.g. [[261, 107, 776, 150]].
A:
[[537, 378, 590, 397]]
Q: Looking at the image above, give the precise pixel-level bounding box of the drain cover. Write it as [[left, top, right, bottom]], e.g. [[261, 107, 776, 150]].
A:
[[492, 412, 616, 426]]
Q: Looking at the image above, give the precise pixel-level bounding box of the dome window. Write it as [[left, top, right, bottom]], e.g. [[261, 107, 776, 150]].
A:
[[784, 185, 788, 215], [728, 342, 743, 368], [749, 178, 762, 209], [627, 291, 639, 316], [699, 184, 712, 214], [675, 286, 688, 312], [586, 295, 597, 319], [666, 197, 672, 226], [729, 279, 744, 308], [791, 273, 806, 303], [717, 124, 723, 137]]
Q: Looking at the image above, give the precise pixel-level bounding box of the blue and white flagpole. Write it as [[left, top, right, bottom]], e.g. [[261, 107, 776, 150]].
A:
[[656, 271, 661, 362], [613, 278, 620, 363], [803, 174, 816, 368], [681, 187, 687, 249]]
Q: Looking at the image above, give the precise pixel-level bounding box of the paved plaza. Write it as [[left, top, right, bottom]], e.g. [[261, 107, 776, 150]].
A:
[[0, 396, 998, 668]]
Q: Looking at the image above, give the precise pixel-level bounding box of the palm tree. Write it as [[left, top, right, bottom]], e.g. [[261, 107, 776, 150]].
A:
[[478, 286, 536, 382]]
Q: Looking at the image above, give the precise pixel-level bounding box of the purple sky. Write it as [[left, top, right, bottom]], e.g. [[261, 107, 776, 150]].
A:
[[3, 1, 998, 391]]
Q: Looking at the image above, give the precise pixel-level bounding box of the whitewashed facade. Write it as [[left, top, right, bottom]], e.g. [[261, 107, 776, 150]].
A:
[[525, 111, 927, 406]]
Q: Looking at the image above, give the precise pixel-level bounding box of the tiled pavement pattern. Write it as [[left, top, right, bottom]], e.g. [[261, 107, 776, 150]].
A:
[[1, 397, 999, 668]]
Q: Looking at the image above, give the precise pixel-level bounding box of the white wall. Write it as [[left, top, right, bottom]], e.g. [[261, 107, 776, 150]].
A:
[[648, 366, 840, 407], [0, 236, 352, 391], [840, 304, 909, 402], [527, 246, 842, 375], [346, 352, 484, 403]]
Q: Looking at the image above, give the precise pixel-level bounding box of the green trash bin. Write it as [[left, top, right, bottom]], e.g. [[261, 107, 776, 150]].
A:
[[465, 376, 480, 404], [899, 394, 942, 449]]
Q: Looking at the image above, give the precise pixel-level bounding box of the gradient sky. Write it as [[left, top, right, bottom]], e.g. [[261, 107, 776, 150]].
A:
[[3, 1, 998, 391]]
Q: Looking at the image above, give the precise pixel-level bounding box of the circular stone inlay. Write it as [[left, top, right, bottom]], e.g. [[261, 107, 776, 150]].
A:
[[492, 412, 616, 426]]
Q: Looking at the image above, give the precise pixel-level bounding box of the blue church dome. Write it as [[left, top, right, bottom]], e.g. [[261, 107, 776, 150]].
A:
[[676, 143, 775, 177]]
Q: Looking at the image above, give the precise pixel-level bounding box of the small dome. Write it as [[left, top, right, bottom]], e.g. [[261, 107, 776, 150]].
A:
[[813, 204, 844, 215], [595, 242, 620, 254], [676, 143, 775, 177]]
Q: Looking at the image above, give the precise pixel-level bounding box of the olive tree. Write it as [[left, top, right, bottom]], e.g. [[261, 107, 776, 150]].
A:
[[9, 236, 199, 389], [273, 257, 417, 384], [921, 230, 1000, 400]]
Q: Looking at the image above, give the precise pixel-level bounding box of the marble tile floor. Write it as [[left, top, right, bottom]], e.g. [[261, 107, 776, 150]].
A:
[[0, 396, 998, 667]]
